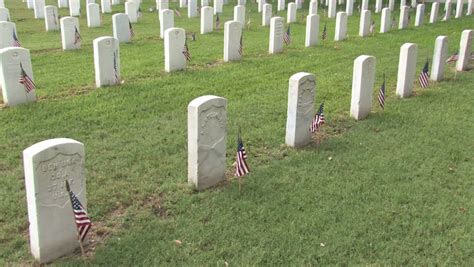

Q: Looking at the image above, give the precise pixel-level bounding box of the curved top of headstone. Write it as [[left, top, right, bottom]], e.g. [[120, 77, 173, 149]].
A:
[[60, 16, 78, 22], [188, 95, 227, 110], [0, 46, 29, 56], [271, 16, 284, 22], [112, 13, 128, 19], [224, 20, 242, 27], [23, 138, 83, 159], [401, 42, 417, 49], [355, 54, 375, 63], [289, 72, 315, 82], [164, 27, 185, 36], [93, 36, 118, 44]]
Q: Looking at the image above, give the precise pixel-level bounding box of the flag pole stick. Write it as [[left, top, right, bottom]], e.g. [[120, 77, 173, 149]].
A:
[[238, 126, 242, 196], [65, 180, 86, 260]]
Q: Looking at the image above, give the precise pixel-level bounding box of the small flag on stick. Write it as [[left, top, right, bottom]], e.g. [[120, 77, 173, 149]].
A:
[[129, 21, 135, 38], [238, 33, 243, 56], [235, 130, 250, 177], [445, 52, 458, 63], [12, 31, 21, 47], [322, 23, 327, 40], [174, 8, 181, 17], [377, 73, 386, 110], [113, 51, 120, 85], [65, 180, 92, 243], [216, 13, 221, 29], [19, 63, 36, 93], [310, 102, 325, 133], [418, 58, 430, 88], [182, 40, 191, 61], [369, 21, 375, 35], [73, 26, 81, 45], [283, 26, 291, 45]]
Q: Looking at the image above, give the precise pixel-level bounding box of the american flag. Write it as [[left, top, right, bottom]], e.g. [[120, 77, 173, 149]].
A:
[[12, 31, 21, 47], [113, 51, 120, 84], [322, 23, 327, 40], [174, 8, 181, 17], [283, 26, 291, 45], [310, 102, 325, 133], [235, 132, 250, 177], [129, 21, 135, 38], [68, 189, 92, 242], [445, 52, 458, 63], [19, 63, 36, 93], [53, 10, 58, 26], [216, 13, 220, 29], [238, 33, 243, 55], [137, 7, 143, 18], [418, 58, 430, 88], [191, 33, 196, 41], [377, 74, 386, 110], [182, 40, 191, 61], [73, 26, 81, 45]]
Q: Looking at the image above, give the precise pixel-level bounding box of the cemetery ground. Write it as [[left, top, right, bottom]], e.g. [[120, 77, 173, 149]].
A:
[[1, 0, 473, 265]]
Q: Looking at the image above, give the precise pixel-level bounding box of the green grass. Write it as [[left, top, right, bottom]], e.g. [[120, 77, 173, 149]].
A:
[[1, 0, 473, 265]]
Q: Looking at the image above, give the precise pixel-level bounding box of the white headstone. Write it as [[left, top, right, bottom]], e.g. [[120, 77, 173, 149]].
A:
[[375, 0, 382, 13], [389, 0, 394, 11], [380, 8, 391, 33], [296, 0, 303, 9], [180, 0, 187, 8], [112, 0, 120, 5], [93, 36, 120, 87], [27, 0, 34, 9], [68, 0, 80, 16], [467, 0, 473, 15], [410, 0, 416, 8], [287, 3, 296, 23], [237, 0, 245, 5], [262, 4, 272, 26], [164, 27, 186, 72], [224, 20, 242, 62], [305, 14, 319, 47], [0, 7, 9, 22], [328, 0, 336, 18], [112, 13, 132, 43], [158, 0, 169, 11], [60, 17, 80, 50], [34, 0, 45, 19], [200, 7, 213, 34], [58, 0, 68, 8], [400, 0, 406, 8], [455, 0, 463, 18], [44, 6, 59, 31], [125, 1, 138, 23], [269, 16, 284, 54], [399, 6, 409, 29], [350, 55, 375, 120], [285, 72, 316, 148], [456, 30, 473, 71], [346, 0, 353, 15], [415, 4, 425, 26], [443, 1, 452, 21], [160, 9, 174, 39], [310, 1, 318, 15], [430, 2, 439, 23], [0, 47, 36, 106], [430, 36, 447, 81], [234, 5, 245, 26], [361, 0, 369, 10], [188, 0, 198, 17], [334, 12, 347, 41], [278, 0, 285, 11], [396, 43, 417, 98], [101, 0, 112, 13], [214, 0, 223, 14], [87, 3, 101, 28], [258, 0, 265, 12], [23, 138, 86, 263], [188, 95, 227, 191], [359, 10, 371, 37], [0, 21, 16, 49]]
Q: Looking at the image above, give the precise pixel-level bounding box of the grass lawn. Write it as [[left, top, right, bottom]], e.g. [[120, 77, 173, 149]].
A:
[[0, 0, 473, 265]]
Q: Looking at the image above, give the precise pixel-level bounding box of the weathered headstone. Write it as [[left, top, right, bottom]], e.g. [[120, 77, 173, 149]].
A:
[[86, 3, 100, 28], [334, 12, 347, 41], [359, 10, 371, 37], [188, 95, 227, 191], [224, 21, 242, 62], [361, 0, 369, 10], [262, 4, 271, 26], [269, 17, 284, 54], [296, 0, 303, 9], [160, 9, 174, 39], [350, 55, 375, 120], [415, 4, 425, 26], [60, 16, 80, 50], [214, 0, 223, 14], [44, 6, 59, 31], [375, 0, 382, 13], [443, 1, 452, 21], [234, 5, 245, 26], [456, 29, 473, 71], [0, 47, 36, 106], [188, 0, 198, 17], [125, 1, 138, 23], [0, 21, 16, 49], [202, 0, 209, 6], [328, 0, 336, 18], [455, 0, 463, 18], [400, 0, 406, 8], [410, 0, 416, 8], [23, 138, 85, 263], [112, 13, 132, 43], [310, 1, 318, 15], [158, 0, 169, 11], [388, 0, 394, 11], [287, 2, 296, 23], [101, 0, 112, 13], [58, 0, 68, 8], [93, 36, 120, 87], [180, 0, 187, 8], [305, 14, 319, 47], [467, 0, 473, 15], [346, 0, 353, 15], [0, 7, 10, 22], [399, 6, 409, 29], [200, 7, 213, 34], [68, 0, 80, 16], [278, 0, 285, 11], [33, 0, 45, 19], [380, 7, 391, 33], [396, 43, 417, 98], [430, 36, 447, 81], [430, 2, 439, 23], [258, 0, 265, 12], [164, 27, 186, 72], [285, 72, 316, 147]]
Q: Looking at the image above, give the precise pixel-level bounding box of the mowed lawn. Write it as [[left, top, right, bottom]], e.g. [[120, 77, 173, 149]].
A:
[[0, 0, 473, 265]]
